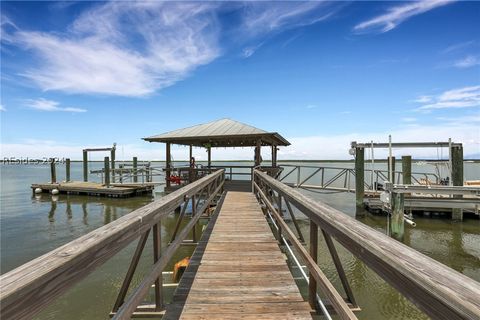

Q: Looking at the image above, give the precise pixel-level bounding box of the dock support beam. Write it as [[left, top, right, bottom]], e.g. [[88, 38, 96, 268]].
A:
[[388, 156, 396, 184], [83, 150, 88, 182], [355, 147, 365, 217], [65, 158, 71, 182], [50, 159, 56, 184], [166, 143, 171, 188], [104, 157, 110, 187], [402, 156, 411, 185], [133, 157, 138, 183], [308, 220, 318, 310], [451, 145, 464, 221], [390, 192, 405, 241]]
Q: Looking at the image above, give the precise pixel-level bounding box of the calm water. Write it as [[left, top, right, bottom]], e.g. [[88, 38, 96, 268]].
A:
[[1, 161, 479, 320]]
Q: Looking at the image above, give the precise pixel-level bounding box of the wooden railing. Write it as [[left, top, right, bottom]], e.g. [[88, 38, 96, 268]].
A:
[[0, 170, 225, 320], [253, 169, 480, 320]]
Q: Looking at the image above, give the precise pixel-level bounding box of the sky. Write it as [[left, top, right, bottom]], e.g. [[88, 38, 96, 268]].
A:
[[1, 0, 479, 161]]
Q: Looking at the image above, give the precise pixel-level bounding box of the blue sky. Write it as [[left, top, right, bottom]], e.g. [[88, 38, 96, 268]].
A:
[[1, 1, 479, 160]]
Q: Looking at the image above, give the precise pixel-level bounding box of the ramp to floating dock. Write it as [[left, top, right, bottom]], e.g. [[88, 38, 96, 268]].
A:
[[165, 191, 312, 319]]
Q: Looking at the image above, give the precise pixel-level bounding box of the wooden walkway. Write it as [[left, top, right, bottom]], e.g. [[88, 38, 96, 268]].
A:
[[165, 191, 312, 319]]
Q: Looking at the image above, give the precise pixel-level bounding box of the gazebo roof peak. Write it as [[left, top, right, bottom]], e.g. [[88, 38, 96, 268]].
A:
[[143, 118, 290, 147]]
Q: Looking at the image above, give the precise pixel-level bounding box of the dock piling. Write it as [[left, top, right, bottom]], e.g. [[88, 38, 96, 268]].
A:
[[83, 150, 88, 182], [65, 158, 71, 182], [355, 147, 365, 216], [133, 157, 138, 183], [388, 156, 396, 184], [104, 157, 110, 187], [50, 159, 56, 184], [111, 148, 116, 183], [390, 192, 405, 241], [451, 146, 464, 221], [402, 156, 411, 185]]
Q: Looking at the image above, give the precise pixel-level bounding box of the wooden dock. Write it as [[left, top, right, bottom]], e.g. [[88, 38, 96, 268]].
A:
[[165, 191, 312, 319], [31, 181, 155, 197]]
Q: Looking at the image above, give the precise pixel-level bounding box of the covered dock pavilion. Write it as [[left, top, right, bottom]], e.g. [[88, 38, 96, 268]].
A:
[[143, 118, 290, 191]]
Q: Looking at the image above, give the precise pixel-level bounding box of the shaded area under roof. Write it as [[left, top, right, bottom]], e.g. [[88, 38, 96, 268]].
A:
[[143, 118, 290, 147]]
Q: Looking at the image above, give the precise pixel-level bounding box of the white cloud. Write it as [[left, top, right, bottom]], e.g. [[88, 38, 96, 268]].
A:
[[442, 40, 476, 54], [306, 104, 317, 109], [354, 0, 456, 33], [453, 55, 480, 68], [4, 2, 342, 96], [401, 117, 417, 122], [415, 85, 480, 111], [413, 95, 433, 103], [0, 104, 6, 112], [24, 98, 86, 112]]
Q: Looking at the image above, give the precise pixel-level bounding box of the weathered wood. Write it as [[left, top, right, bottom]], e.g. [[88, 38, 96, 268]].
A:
[[83, 150, 88, 182], [354, 147, 364, 216], [402, 155, 412, 185], [153, 223, 163, 310], [65, 158, 70, 182], [255, 183, 356, 320], [113, 179, 224, 319], [255, 170, 480, 320], [321, 230, 357, 307], [111, 148, 116, 183], [309, 221, 318, 310], [112, 230, 151, 312], [133, 157, 138, 183], [285, 200, 305, 242], [0, 170, 224, 320], [50, 160, 56, 184], [174, 192, 312, 319], [451, 146, 464, 221], [388, 156, 396, 184], [166, 143, 171, 188], [104, 157, 110, 187], [390, 192, 405, 241], [207, 147, 211, 168]]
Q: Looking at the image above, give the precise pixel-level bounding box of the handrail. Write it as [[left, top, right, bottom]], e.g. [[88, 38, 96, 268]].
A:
[[0, 170, 225, 320], [254, 170, 480, 320]]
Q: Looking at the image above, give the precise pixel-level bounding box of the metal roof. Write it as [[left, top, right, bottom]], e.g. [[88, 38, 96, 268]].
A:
[[143, 118, 290, 147]]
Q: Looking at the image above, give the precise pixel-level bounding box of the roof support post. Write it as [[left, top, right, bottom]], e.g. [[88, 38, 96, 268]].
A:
[[272, 145, 277, 167], [207, 147, 211, 168], [166, 143, 171, 188], [255, 140, 262, 167]]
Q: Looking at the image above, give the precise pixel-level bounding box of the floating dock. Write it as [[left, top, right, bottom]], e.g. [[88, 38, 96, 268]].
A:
[[165, 191, 312, 319], [31, 181, 155, 197]]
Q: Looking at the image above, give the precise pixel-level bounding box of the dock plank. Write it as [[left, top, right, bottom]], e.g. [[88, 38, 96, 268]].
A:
[[171, 191, 312, 319]]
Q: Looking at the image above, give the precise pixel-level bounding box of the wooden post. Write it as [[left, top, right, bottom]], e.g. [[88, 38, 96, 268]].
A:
[[50, 159, 56, 184], [355, 147, 365, 216], [402, 155, 412, 185], [133, 157, 138, 183], [451, 146, 464, 221], [255, 140, 262, 166], [65, 158, 71, 182], [388, 156, 396, 184], [390, 192, 405, 241], [153, 223, 163, 310], [111, 148, 116, 183], [166, 143, 171, 188], [207, 147, 211, 168], [189, 145, 193, 183], [104, 157, 110, 187], [83, 150, 88, 182], [308, 220, 318, 310]]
